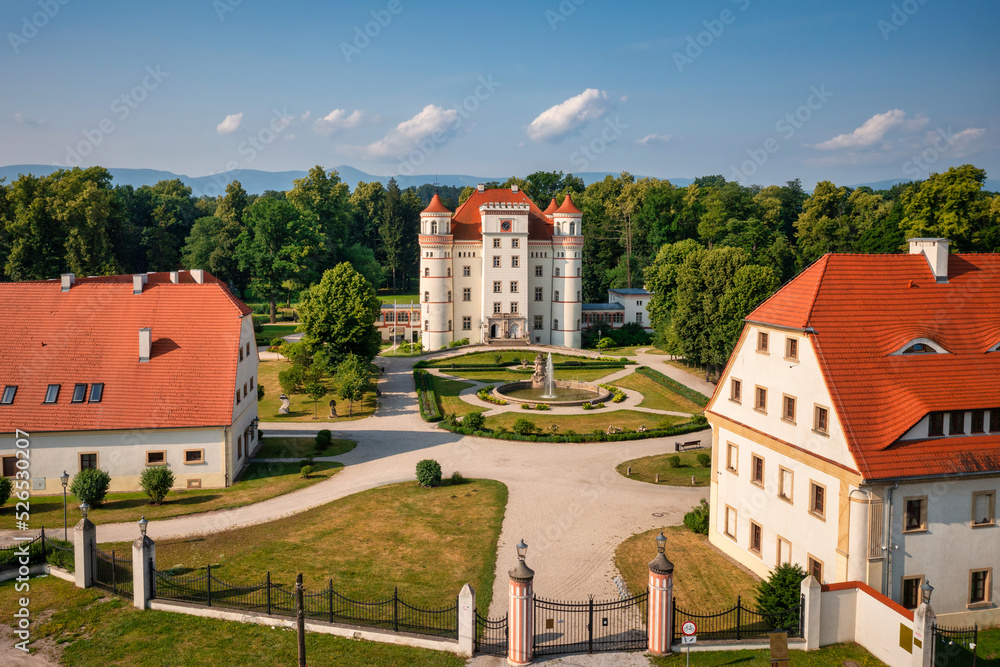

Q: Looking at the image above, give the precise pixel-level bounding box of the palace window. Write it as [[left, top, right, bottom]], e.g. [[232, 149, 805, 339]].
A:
[[554, 291, 560, 302], [553, 319, 559, 330], [928, 412, 945, 437], [462, 316, 471, 330], [902, 576, 924, 610], [555, 268, 560, 277], [447, 267, 451, 277], [750, 454, 764, 487], [724, 506, 737, 539], [950, 411, 966, 435], [613, 312, 623, 324], [726, 442, 738, 473], [533, 315, 543, 330], [754, 386, 767, 413], [494, 302, 502, 314], [463, 288, 471, 301], [424, 291, 430, 302], [776, 537, 792, 566], [785, 337, 798, 360], [970, 569, 992, 605], [535, 287, 543, 302], [424, 320, 429, 331], [493, 238, 501, 248], [814, 405, 829, 434], [510, 281, 518, 293], [782, 395, 796, 423], [512, 256, 520, 268], [810, 482, 826, 520], [535, 265, 543, 277], [904, 496, 928, 532], [493, 281, 502, 293], [79, 453, 97, 470], [991, 409, 1000, 433], [493, 256, 501, 267], [757, 331, 769, 352], [510, 302, 518, 314], [973, 491, 996, 526], [971, 410, 985, 433], [448, 320, 452, 331], [146, 451, 166, 466], [424, 267, 430, 277], [749, 521, 763, 556], [447, 291, 452, 302], [511, 239, 519, 248], [807, 556, 824, 583], [184, 449, 204, 464], [730, 379, 742, 403], [778, 467, 793, 502], [463, 265, 471, 277]]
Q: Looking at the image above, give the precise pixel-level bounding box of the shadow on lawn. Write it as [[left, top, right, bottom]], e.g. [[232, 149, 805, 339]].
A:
[[99, 494, 223, 512]]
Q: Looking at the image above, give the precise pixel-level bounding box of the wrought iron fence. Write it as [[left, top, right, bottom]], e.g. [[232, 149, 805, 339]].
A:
[[475, 610, 508, 656], [934, 624, 978, 667], [0, 533, 46, 571], [153, 566, 458, 639], [534, 592, 648, 655], [93, 546, 133, 598], [672, 595, 804, 642]]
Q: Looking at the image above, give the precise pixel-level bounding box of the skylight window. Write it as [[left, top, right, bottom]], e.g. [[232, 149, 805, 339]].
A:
[[1, 386, 16, 404], [44, 384, 60, 403], [89, 383, 104, 403], [72, 384, 87, 403]]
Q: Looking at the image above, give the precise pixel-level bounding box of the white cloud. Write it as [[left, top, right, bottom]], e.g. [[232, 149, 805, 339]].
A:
[[637, 133, 672, 146], [313, 108, 365, 137], [216, 112, 243, 134], [526, 89, 609, 142], [300, 111, 311, 122], [813, 109, 928, 150], [351, 104, 460, 159], [941, 127, 986, 156], [13, 112, 46, 127]]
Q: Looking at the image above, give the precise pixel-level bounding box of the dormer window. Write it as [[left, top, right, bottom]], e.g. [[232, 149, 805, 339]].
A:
[[1, 386, 16, 404], [989, 340, 1000, 353], [904, 343, 932, 354], [44, 384, 60, 403], [893, 337, 948, 355], [71, 384, 87, 403]]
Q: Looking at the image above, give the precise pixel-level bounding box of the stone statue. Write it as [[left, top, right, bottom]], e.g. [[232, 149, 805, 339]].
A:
[[328, 399, 337, 419], [531, 352, 546, 388], [278, 393, 290, 415]]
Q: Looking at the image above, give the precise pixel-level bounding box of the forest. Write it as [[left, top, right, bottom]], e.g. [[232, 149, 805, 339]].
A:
[[0, 163, 996, 368]]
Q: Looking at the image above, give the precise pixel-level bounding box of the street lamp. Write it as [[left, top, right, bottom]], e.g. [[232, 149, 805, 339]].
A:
[[655, 531, 667, 554], [516, 539, 528, 562], [60, 471, 70, 540], [79, 502, 90, 520], [138, 516, 149, 537], [921, 580, 934, 605]]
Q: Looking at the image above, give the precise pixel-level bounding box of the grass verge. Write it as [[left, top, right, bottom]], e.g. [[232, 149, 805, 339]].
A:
[[255, 436, 357, 459], [446, 367, 620, 384], [426, 375, 483, 418], [0, 461, 341, 529], [0, 577, 464, 667], [256, 323, 300, 346], [616, 450, 711, 487], [257, 359, 377, 422], [613, 371, 703, 413], [485, 411, 685, 434], [650, 643, 886, 666]]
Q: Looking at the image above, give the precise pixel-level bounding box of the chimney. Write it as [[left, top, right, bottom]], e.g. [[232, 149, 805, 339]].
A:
[[511, 184, 519, 193], [139, 327, 152, 362], [908, 238, 950, 283], [60, 273, 75, 292], [169, 271, 179, 284], [132, 273, 147, 295], [191, 269, 205, 284], [477, 183, 485, 192]]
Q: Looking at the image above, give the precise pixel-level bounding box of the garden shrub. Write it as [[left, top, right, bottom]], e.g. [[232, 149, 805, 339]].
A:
[[300, 464, 314, 478], [535, 403, 550, 411], [0, 477, 11, 507], [450, 470, 466, 484], [521, 403, 532, 410], [139, 466, 175, 505], [315, 429, 332, 450], [463, 412, 485, 430], [756, 563, 807, 633], [70, 468, 111, 508], [683, 498, 710, 535], [416, 459, 442, 487], [697, 452, 711, 467], [512, 418, 537, 435], [668, 455, 681, 468]]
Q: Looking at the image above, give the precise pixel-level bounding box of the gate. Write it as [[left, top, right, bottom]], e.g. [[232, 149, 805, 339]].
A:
[[533, 592, 647, 655], [933, 624, 977, 667], [93, 546, 133, 598], [475, 610, 508, 656]]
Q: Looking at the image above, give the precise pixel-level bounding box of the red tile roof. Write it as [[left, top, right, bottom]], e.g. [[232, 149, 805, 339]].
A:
[[422, 193, 452, 214], [747, 252, 1000, 481], [0, 271, 250, 434], [451, 188, 554, 241], [543, 198, 558, 216], [554, 194, 582, 214]]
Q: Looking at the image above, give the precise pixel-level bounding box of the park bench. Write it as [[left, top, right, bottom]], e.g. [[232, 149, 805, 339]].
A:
[[675, 440, 702, 452]]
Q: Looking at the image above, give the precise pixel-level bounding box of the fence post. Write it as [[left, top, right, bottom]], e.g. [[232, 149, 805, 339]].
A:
[[910, 601, 936, 667], [508, 548, 535, 665], [458, 584, 475, 657], [588, 596, 594, 654], [40, 527, 46, 561], [736, 595, 741, 641], [647, 545, 674, 655], [73, 515, 95, 589], [800, 575, 822, 651], [266, 572, 271, 616], [131, 533, 155, 609], [207, 564, 212, 607], [328, 580, 334, 624], [393, 586, 399, 633], [111, 550, 117, 596]]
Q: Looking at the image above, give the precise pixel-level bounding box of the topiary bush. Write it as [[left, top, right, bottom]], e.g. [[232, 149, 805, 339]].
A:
[[300, 464, 314, 478], [315, 429, 332, 450], [70, 468, 111, 508], [697, 452, 711, 467], [139, 466, 175, 505], [683, 498, 710, 535], [756, 563, 807, 633], [416, 459, 442, 487], [0, 477, 11, 507], [668, 455, 681, 469]]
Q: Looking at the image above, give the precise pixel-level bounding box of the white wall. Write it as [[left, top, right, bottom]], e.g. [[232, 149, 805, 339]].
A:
[[817, 584, 919, 666]]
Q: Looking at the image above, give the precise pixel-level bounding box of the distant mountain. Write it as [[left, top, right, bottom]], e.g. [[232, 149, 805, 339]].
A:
[[0, 164, 699, 197], [850, 177, 1000, 193]]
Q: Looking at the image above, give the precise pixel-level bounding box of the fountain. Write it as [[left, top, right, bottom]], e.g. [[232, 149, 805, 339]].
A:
[[542, 353, 556, 399], [492, 351, 613, 407]]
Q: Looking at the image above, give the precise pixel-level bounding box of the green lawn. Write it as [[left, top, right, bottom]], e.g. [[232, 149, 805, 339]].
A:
[[257, 359, 377, 422], [378, 292, 419, 305], [616, 450, 711, 487], [426, 375, 484, 418], [103, 479, 507, 614], [254, 436, 357, 459], [255, 322, 300, 346], [447, 366, 621, 384], [485, 411, 686, 434], [613, 371, 704, 414], [0, 461, 341, 529], [596, 345, 647, 357], [976, 627, 1000, 666], [0, 578, 464, 667], [650, 643, 886, 666]]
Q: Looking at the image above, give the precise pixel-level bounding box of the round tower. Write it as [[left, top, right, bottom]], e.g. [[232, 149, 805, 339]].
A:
[[419, 194, 454, 351], [551, 194, 583, 348]]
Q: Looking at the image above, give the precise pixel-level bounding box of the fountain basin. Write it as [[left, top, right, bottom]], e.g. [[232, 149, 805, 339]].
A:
[[493, 380, 613, 407]]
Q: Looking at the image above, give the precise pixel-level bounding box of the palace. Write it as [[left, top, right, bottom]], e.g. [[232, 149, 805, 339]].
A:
[[418, 185, 584, 350]]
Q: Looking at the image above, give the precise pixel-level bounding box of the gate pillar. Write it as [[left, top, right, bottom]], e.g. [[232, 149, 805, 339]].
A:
[[911, 602, 935, 667], [132, 533, 156, 610], [647, 531, 674, 655], [508, 540, 535, 666], [72, 505, 96, 589]]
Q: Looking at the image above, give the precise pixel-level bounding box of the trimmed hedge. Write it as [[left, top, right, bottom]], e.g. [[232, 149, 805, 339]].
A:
[[635, 366, 710, 407], [438, 418, 707, 443], [413, 370, 443, 422]]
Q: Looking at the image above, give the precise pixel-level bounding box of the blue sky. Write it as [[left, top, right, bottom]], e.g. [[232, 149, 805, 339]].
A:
[[2, 0, 998, 188]]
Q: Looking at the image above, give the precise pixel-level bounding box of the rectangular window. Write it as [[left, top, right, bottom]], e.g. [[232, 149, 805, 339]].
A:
[[44, 384, 60, 403], [184, 449, 204, 464], [146, 451, 166, 466], [810, 481, 826, 519], [726, 442, 738, 473], [493, 256, 501, 267], [533, 315, 543, 330], [237, 435, 242, 458], [971, 410, 985, 434], [807, 555, 824, 583], [636, 312, 643, 323], [902, 576, 923, 610], [972, 491, 995, 526], [535, 265, 543, 277], [463, 265, 470, 277], [970, 569, 991, 605], [730, 379, 742, 403], [510, 281, 518, 293], [239, 346, 244, 361], [991, 409, 1000, 433], [754, 386, 767, 413], [776, 536, 792, 566], [511, 238, 519, 248], [782, 395, 796, 423], [510, 302, 518, 314], [243, 383, 248, 398], [904, 496, 928, 532], [950, 411, 966, 435], [785, 337, 799, 360], [235, 389, 240, 405], [462, 316, 471, 331], [814, 405, 829, 434], [493, 302, 502, 314], [535, 287, 543, 302], [749, 521, 763, 556], [0, 385, 16, 404], [724, 505, 737, 539], [493, 238, 501, 248], [778, 466, 793, 502], [463, 288, 471, 301], [79, 453, 97, 470], [757, 331, 769, 353], [493, 281, 502, 293], [511, 256, 520, 268], [928, 412, 944, 436], [750, 454, 764, 487]]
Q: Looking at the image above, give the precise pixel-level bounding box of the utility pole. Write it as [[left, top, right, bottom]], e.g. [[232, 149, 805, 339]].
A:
[[296, 573, 306, 666]]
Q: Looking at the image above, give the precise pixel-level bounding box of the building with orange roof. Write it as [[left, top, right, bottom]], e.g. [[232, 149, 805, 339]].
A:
[[417, 185, 584, 349], [0, 270, 259, 493], [705, 238, 1000, 620]]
